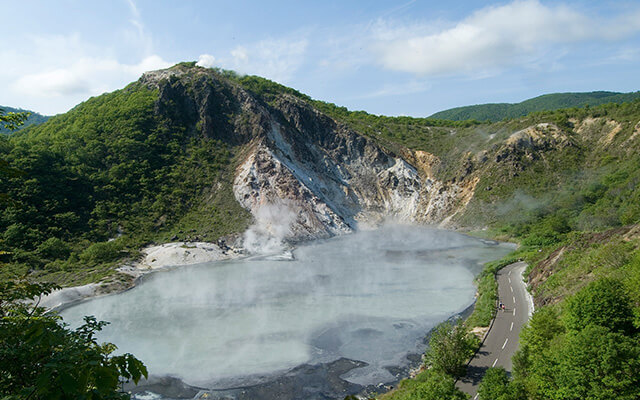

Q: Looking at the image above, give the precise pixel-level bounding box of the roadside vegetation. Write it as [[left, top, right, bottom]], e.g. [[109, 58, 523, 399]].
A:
[[377, 320, 477, 400], [465, 253, 524, 327], [480, 273, 640, 399], [0, 279, 147, 399]]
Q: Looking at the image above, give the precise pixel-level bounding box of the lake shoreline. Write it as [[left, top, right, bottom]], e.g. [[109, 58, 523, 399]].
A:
[[49, 226, 515, 400], [42, 227, 508, 311], [40, 241, 246, 311]]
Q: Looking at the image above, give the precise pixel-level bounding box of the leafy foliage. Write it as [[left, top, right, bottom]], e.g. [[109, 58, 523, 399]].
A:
[[377, 370, 468, 400], [424, 319, 479, 378], [0, 278, 147, 399], [478, 367, 524, 400], [0, 107, 31, 132], [563, 278, 635, 334]]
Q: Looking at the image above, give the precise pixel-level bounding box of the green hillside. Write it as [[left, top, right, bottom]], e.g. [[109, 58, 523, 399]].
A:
[[430, 91, 640, 122], [0, 76, 251, 285], [0, 106, 49, 134]]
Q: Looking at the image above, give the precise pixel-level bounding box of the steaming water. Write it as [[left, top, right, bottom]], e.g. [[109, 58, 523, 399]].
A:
[[60, 226, 513, 388]]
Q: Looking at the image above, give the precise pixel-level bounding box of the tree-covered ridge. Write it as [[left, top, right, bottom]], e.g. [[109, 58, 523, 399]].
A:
[[219, 70, 486, 153], [1, 109, 147, 399], [0, 79, 250, 285], [0, 106, 49, 134], [430, 91, 640, 122]]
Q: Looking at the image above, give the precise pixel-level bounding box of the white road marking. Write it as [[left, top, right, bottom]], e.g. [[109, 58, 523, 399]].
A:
[[513, 308, 516, 316], [510, 322, 514, 331], [492, 358, 499, 367], [508, 277, 511, 284], [509, 271, 512, 276], [502, 338, 509, 349], [474, 394, 479, 400], [510, 286, 513, 293], [513, 296, 516, 303]]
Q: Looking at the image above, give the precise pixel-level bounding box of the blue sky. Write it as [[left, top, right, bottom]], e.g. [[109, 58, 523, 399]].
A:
[[1, 0, 639, 116]]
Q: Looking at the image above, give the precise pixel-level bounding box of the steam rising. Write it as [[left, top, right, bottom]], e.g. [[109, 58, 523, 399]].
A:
[[60, 225, 513, 389], [243, 202, 298, 254]]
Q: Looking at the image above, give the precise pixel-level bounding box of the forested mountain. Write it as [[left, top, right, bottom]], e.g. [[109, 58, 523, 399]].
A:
[[1, 62, 639, 399], [0, 106, 49, 134], [429, 91, 640, 121], [0, 63, 638, 283]]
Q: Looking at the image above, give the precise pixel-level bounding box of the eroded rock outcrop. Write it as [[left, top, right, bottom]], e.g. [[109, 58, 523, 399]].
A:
[[139, 66, 488, 245]]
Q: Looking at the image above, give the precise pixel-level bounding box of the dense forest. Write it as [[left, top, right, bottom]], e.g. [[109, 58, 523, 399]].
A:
[[0, 81, 250, 286]]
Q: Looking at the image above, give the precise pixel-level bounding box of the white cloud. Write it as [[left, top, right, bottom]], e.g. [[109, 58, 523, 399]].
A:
[[0, 33, 171, 113], [196, 54, 217, 68], [123, 0, 153, 55], [14, 69, 90, 97], [222, 37, 308, 83], [372, 0, 640, 76], [10, 49, 170, 100], [0, 1, 171, 114], [351, 80, 432, 100]]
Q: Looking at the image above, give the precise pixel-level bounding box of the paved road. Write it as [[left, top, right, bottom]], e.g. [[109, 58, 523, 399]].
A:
[[456, 261, 532, 399]]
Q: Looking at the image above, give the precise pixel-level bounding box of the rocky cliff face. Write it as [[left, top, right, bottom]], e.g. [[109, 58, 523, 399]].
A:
[[138, 66, 505, 244]]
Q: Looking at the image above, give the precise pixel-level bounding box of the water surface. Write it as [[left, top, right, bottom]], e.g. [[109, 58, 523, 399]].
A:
[[61, 226, 513, 389]]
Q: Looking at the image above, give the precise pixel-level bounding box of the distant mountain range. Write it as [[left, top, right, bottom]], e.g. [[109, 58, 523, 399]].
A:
[[0, 106, 50, 134], [429, 91, 640, 121]]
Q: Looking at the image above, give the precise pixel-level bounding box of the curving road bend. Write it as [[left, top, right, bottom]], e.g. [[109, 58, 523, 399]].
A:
[[456, 261, 533, 399]]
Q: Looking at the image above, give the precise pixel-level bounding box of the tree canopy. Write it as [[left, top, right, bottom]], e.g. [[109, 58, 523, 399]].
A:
[[0, 279, 147, 399], [424, 319, 479, 378]]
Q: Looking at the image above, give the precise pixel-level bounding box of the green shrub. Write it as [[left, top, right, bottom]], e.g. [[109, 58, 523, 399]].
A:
[[379, 370, 467, 400], [563, 278, 635, 334], [536, 325, 640, 400], [478, 367, 525, 400], [424, 319, 479, 378], [79, 240, 124, 264], [0, 279, 147, 399], [36, 237, 71, 260]]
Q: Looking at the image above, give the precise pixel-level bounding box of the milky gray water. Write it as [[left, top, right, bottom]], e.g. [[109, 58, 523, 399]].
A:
[[60, 226, 513, 389]]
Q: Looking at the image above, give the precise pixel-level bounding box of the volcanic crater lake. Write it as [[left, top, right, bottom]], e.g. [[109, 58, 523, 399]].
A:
[[60, 225, 513, 392]]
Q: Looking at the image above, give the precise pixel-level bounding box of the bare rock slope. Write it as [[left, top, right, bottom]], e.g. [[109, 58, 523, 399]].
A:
[[140, 66, 475, 243]]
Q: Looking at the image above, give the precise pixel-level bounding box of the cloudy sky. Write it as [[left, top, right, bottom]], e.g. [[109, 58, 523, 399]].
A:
[[1, 0, 639, 116]]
